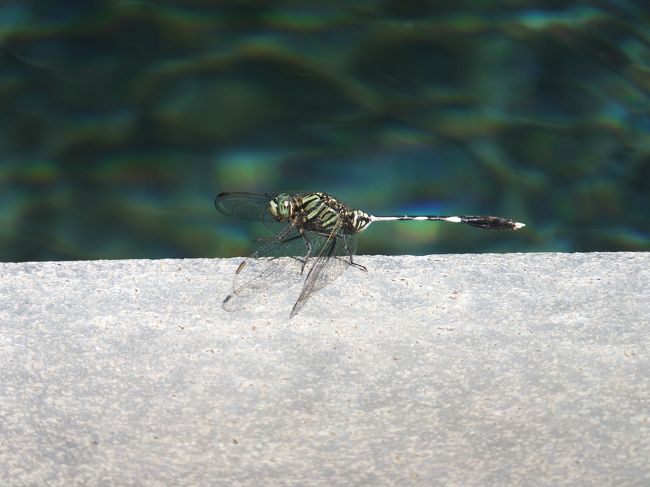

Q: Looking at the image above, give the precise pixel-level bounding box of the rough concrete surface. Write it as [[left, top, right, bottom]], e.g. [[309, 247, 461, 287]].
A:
[[0, 252, 648, 486]]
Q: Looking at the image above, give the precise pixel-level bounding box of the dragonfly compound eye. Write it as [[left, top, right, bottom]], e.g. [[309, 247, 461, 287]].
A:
[[271, 194, 293, 220], [269, 199, 280, 220]]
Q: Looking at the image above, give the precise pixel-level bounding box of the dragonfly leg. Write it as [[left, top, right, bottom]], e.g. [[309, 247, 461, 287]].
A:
[[333, 255, 366, 272], [299, 229, 313, 275], [289, 256, 308, 269], [349, 255, 367, 272]]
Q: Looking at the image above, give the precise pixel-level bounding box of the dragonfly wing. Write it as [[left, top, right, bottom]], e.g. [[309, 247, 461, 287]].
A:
[[214, 192, 278, 222], [222, 225, 307, 313], [290, 230, 357, 318]]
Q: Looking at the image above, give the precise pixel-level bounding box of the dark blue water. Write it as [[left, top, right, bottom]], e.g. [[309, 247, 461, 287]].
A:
[[1, 1, 649, 261]]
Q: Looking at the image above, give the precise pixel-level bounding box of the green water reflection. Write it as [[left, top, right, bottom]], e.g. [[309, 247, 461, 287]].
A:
[[1, 1, 649, 261]]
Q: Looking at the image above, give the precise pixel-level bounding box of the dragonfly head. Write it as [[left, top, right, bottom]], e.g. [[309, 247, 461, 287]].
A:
[[269, 193, 293, 221]]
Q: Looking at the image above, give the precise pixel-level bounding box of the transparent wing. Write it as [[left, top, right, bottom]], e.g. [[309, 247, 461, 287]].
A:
[[290, 229, 357, 318], [222, 220, 359, 318], [214, 192, 277, 222], [222, 225, 309, 313]]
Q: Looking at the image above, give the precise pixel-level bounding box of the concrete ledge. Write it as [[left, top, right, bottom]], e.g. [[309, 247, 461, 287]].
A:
[[1, 253, 648, 485]]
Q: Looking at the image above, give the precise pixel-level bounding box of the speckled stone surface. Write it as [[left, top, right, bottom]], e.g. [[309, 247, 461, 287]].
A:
[[1, 253, 648, 486]]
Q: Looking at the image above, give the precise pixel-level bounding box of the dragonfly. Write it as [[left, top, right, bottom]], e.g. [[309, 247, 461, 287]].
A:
[[215, 191, 525, 318]]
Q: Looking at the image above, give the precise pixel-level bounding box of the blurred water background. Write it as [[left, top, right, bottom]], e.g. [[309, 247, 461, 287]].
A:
[[1, 1, 649, 262]]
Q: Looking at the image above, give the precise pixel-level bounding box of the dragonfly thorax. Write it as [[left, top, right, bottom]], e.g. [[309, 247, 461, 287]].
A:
[[268, 192, 370, 233]]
